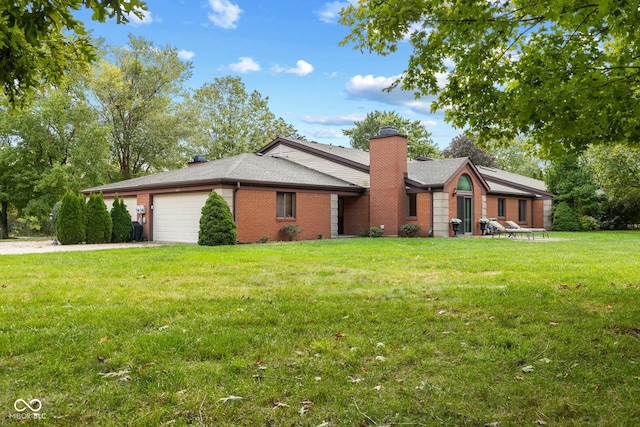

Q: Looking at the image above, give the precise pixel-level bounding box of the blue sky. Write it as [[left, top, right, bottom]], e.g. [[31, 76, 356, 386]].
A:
[[79, 0, 460, 148]]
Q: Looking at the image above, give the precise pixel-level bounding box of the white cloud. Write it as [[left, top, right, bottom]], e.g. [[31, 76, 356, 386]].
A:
[[307, 128, 347, 139], [208, 0, 242, 29], [301, 113, 365, 126], [421, 120, 438, 127], [315, 1, 354, 24], [286, 60, 314, 76], [178, 49, 195, 60], [229, 57, 261, 73], [127, 6, 154, 25], [345, 73, 447, 114]]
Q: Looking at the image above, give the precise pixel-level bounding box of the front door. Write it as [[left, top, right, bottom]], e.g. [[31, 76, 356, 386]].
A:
[[457, 195, 473, 234]]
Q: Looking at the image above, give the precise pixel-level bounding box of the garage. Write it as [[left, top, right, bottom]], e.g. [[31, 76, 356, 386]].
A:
[[152, 192, 211, 243]]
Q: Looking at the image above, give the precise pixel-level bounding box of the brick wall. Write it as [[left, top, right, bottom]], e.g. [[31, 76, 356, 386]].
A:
[[369, 132, 408, 236], [235, 188, 332, 243], [136, 193, 151, 240], [404, 192, 432, 237], [342, 195, 370, 235]]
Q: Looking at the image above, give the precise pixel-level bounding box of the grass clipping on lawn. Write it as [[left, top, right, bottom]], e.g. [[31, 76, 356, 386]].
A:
[[1, 231, 639, 426]]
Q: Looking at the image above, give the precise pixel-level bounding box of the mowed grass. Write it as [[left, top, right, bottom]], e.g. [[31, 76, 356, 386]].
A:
[[1, 232, 639, 426]]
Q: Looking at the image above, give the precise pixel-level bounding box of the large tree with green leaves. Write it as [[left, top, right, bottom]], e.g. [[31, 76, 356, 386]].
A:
[[586, 145, 640, 228], [343, 110, 438, 158], [1, 0, 146, 106], [340, 1, 640, 158], [442, 135, 497, 168], [0, 85, 109, 238], [183, 76, 301, 160], [88, 35, 192, 180], [544, 156, 602, 218]]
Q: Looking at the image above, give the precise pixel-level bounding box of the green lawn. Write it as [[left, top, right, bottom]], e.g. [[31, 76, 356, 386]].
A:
[[2, 232, 639, 426]]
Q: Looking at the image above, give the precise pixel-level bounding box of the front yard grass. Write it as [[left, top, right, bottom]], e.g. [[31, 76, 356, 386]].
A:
[[1, 232, 639, 426]]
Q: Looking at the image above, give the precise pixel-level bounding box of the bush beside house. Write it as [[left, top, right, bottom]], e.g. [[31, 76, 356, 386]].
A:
[[111, 196, 132, 243], [56, 191, 87, 245], [198, 191, 237, 246], [86, 193, 112, 244], [552, 201, 581, 231]]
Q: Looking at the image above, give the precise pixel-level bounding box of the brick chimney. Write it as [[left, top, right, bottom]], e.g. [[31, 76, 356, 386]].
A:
[[369, 126, 408, 236]]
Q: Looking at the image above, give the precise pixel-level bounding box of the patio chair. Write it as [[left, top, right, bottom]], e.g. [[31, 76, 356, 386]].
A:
[[489, 220, 533, 240], [505, 220, 549, 238]]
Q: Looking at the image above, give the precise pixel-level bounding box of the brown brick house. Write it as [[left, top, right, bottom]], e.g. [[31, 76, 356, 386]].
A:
[[83, 128, 552, 243]]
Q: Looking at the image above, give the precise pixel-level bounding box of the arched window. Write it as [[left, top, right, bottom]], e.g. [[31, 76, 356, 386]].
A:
[[457, 174, 472, 192]]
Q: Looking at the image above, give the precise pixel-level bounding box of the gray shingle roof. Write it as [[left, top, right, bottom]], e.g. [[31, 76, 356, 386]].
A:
[[406, 158, 468, 186], [476, 165, 550, 195], [84, 153, 360, 193]]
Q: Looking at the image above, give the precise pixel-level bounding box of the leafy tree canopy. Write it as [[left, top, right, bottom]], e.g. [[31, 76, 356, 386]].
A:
[[88, 35, 192, 180], [1, 0, 147, 106], [340, 1, 640, 158], [342, 110, 438, 158], [184, 76, 302, 160], [441, 135, 497, 168]]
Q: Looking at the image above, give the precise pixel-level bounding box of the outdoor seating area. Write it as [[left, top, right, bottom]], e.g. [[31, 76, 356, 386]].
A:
[[488, 220, 549, 240]]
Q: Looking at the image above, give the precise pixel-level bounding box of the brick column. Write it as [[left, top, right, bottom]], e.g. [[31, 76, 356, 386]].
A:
[[368, 127, 408, 236]]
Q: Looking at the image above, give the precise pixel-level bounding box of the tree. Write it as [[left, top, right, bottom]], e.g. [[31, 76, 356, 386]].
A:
[[544, 156, 602, 218], [86, 193, 111, 244], [183, 76, 302, 160], [0, 83, 109, 236], [0, 0, 146, 105], [586, 145, 640, 228], [198, 191, 237, 246], [442, 135, 498, 168], [111, 196, 133, 243], [343, 110, 438, 158], [340, 1, 640, 157], [56, 191, 86, 244], [88, 35, 193, 180], [490, 138, 544, 179]]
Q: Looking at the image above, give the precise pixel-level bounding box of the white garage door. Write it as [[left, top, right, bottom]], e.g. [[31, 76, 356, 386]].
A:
[[152, 192, 211, 243]]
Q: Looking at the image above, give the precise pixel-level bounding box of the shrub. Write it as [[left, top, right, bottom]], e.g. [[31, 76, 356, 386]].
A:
[[369, 227, 384, 237], [198, 191, 237, 246], [401, 223, 421, 237], [579, 215, 600, 231], [111, 196, 132, 243], [56, 191, 86, 245], [552, 202, 580, 231], [280, 224, 302, 241], [86, 193, 112, 244], [259, 236, 269, 244]]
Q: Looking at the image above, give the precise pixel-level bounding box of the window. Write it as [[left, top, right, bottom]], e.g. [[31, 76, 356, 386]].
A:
[[498, 198, 506, 218], [276, 192, 296, 218], [518, 200, 527, 222], [457, 174, 472, 191], [407, 193, 417, 217]]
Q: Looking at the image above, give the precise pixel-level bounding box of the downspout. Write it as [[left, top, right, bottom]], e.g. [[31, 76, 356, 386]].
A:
[[429, 187, 434, 237], [233, 182, 240, 221]]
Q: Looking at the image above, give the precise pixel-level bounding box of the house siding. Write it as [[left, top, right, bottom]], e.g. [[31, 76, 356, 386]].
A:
[[404, 192, 432, 237], [342, 195, 370, 235], [261, 144, 370, 187], [235, 189, 332, 243]]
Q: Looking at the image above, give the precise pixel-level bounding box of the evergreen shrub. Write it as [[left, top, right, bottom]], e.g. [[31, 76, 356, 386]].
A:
[[56, 191, 86, 245], [111, 196, 132, 243], [198, 191, 237, 246], [86, 193, 112, 244], [552, 202, 580, 231]]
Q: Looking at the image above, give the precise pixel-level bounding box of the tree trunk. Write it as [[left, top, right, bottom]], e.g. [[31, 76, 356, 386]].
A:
[[0, 201, 8, 239]]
